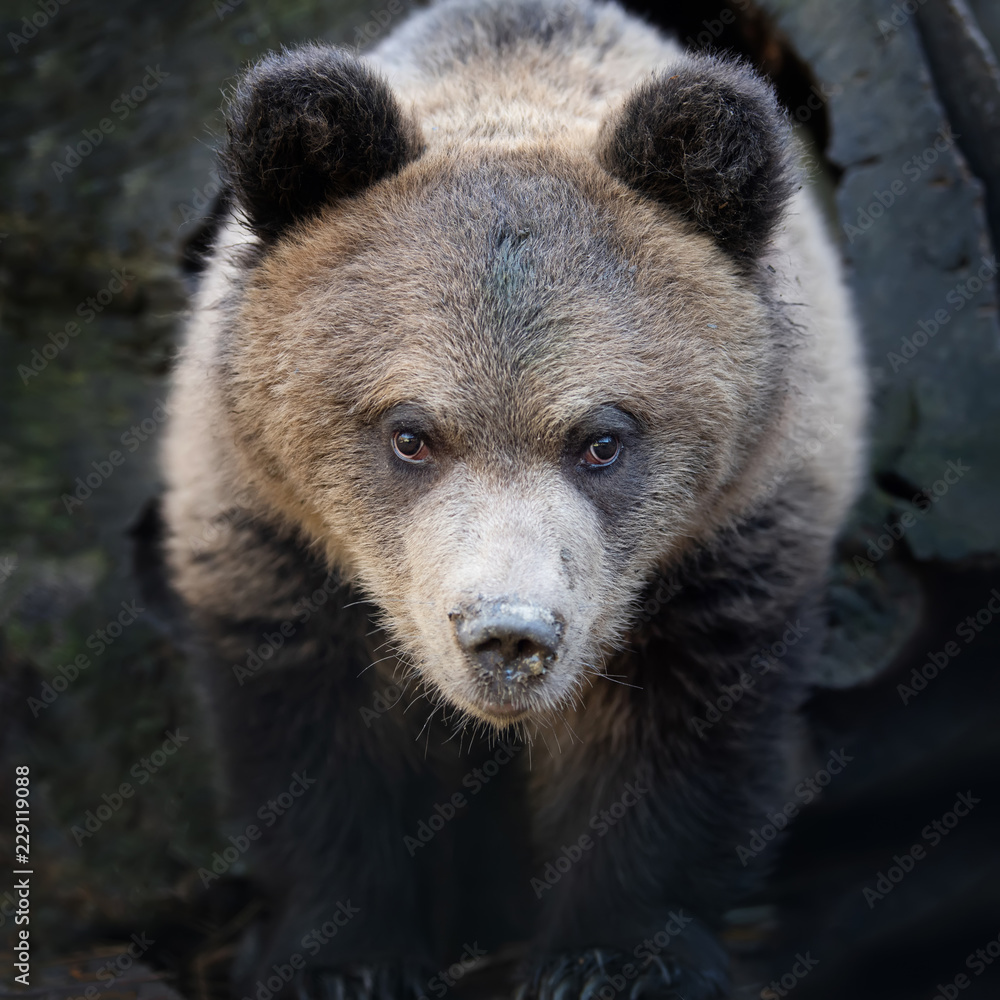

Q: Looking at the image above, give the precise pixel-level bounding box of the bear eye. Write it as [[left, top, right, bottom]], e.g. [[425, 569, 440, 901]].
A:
[[582, 435, 621, 467], [392, 429, 431, 464]]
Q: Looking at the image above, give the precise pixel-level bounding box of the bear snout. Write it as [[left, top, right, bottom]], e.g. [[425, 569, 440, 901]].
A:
[[449, 599, 565, 704]]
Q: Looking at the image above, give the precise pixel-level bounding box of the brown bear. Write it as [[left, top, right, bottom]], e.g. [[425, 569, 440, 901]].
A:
[[158, 0, 866, 997]]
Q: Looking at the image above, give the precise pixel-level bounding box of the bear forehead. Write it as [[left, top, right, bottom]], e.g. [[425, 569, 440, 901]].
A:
[[235, 151, 769, 438]]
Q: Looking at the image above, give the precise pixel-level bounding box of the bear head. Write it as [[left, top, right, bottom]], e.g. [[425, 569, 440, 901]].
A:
[[212, 44, 796, 730]]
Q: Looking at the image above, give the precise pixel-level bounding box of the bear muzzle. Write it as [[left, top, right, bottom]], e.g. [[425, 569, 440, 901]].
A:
[[449, 598, 565, 711]]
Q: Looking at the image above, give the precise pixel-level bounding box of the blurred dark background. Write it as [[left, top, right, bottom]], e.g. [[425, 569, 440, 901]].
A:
[[1, 1, 998, 999]]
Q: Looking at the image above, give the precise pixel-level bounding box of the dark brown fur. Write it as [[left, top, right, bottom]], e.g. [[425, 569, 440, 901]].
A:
[[597, 61, 795, 261], [221, 45, 421, 240]]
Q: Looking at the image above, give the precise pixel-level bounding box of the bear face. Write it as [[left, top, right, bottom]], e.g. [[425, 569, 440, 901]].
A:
[[210, 54, 797, 729]]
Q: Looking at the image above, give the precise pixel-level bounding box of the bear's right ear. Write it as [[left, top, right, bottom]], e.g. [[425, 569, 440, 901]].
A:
[[221, 45, 421, 240]]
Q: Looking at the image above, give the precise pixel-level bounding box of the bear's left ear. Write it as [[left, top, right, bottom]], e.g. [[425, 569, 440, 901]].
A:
[[221, 44, 422, 240], [597, 55, 794, 261]]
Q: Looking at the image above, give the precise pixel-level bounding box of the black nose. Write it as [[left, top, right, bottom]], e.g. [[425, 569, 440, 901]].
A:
[[451, 600, 564, 684]]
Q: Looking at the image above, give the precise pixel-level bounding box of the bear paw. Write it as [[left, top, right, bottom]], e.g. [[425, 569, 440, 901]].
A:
[[516, 948, 727, 1000]]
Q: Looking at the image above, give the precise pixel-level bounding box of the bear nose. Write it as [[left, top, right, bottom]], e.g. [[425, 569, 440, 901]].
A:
[[450, 600, 564, 682]]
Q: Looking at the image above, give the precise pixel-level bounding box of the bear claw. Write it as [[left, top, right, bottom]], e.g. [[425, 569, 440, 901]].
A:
[[517, 948, 725, 1000], [295, 963, 429, 1000]]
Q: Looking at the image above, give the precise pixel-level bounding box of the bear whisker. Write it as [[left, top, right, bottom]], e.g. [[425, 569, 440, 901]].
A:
[[355, 652, 400, 677]]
